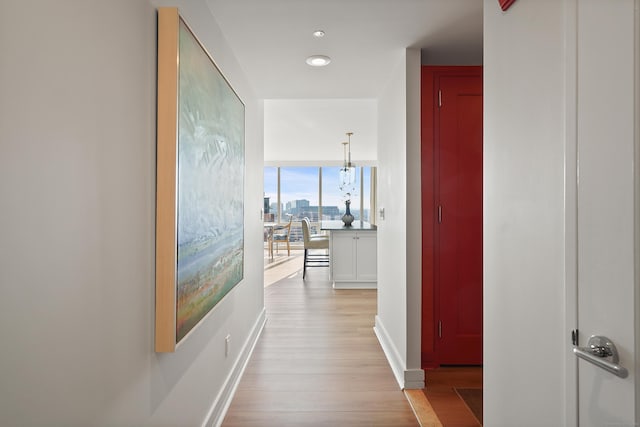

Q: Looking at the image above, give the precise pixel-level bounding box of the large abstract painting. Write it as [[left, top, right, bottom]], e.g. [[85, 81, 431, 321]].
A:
[[156, 8, 245, 352]]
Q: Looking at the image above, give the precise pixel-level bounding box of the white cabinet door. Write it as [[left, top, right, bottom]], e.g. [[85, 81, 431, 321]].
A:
[[355, 232, 377, 281], [331, 231, 356, 281], [330, 230, 377, 288]]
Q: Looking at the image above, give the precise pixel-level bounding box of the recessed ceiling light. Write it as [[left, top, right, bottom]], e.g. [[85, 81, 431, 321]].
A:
[[306, 55, 331, 67], [313, 30, 325, 38]]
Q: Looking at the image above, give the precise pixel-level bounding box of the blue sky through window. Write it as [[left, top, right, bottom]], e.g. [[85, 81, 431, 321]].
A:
[[264, 166, 371, 221]]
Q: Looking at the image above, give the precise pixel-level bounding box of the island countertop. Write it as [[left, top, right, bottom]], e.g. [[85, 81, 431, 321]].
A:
[[320, 220, 377, 231]]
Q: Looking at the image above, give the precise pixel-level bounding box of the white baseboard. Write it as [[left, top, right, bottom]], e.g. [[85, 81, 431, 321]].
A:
[[374, 315, 405, 389], [202, 308, 267, 427], [403, 368, 425, 390], [374, 315, 424, 390]]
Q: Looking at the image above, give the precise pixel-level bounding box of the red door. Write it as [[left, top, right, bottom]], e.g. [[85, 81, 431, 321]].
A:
[[434, 73, 483, 364]]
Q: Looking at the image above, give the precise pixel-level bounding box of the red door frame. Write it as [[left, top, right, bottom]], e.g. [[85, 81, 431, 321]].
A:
[[421, 66, 483, 368]]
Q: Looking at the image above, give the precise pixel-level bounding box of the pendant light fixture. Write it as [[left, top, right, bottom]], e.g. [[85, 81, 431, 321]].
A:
[[339, 132, 357, 195]]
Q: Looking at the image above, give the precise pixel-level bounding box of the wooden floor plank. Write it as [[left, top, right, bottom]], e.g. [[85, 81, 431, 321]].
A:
[[229, 254, 484, 427], [224, 410, 419, 427], [235, 373, 400, 392], [404, 389, 443, 427], [221, 268, 419, 426]]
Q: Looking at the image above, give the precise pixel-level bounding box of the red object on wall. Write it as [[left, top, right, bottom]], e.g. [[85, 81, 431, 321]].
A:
[[498, 0, 516, 11]]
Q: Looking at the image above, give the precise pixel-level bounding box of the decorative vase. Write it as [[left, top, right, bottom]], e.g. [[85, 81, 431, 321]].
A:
[[342, 200, 354, 227]]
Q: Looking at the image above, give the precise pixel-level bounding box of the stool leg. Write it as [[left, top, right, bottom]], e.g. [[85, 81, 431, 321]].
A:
[[303, 249, 307, 279]]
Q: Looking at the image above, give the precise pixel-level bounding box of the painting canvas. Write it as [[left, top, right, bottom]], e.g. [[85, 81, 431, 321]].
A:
[[156, 8, 245, 352]]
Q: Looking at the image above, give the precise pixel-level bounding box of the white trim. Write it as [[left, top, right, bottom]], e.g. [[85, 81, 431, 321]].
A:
[[563, 0, 579, 425], [403, 369, 425, 390], [277, 167, 281, 222], [374, 315, 405, 388], [319, 167, 323, 219], [202, 308, 267, 427], [374, 315, 424, 390], [634, 0, 640, 422], [370, 167, 378, 225]]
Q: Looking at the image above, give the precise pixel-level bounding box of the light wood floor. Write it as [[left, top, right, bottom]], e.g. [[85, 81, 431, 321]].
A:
[[222, 254, 419, 426], [226, 249, 483, 426]]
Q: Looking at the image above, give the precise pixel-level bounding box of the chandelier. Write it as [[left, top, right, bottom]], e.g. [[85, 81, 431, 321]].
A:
[[339, 132, 357, 195]]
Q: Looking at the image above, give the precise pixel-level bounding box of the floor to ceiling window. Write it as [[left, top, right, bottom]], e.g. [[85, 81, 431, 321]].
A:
[[264, 165, 376, 247], [280, 167, 320, 221]]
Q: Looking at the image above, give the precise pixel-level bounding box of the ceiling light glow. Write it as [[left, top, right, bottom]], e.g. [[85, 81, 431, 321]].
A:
[[313, 30, 325, 38], [306, 55, 331, 67]]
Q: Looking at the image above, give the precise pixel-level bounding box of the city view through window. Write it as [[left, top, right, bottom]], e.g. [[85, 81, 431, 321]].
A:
[[264, 166, 373, 245]]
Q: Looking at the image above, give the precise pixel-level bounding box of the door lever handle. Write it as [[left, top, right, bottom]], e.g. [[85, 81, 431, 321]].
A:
[[588, 344, 613, 358], [573, 335, 628, 378]]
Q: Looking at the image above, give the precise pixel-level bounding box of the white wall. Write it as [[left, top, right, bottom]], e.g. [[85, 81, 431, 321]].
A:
[[405, 49, 423, 376], [374, 49, 424, 389], [0, 1, 264, 426], [264, 99, 377, 164], [483, 0, 566, 425]]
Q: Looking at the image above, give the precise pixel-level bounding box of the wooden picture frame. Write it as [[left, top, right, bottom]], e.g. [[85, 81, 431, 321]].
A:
[[156, 8, 245, 352]]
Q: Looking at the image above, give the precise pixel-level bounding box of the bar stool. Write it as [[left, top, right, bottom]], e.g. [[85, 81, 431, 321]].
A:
[[301, 217, 329, 279]]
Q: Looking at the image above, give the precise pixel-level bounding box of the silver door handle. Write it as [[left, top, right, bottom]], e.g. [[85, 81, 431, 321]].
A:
[[573, 335, 628, 379]]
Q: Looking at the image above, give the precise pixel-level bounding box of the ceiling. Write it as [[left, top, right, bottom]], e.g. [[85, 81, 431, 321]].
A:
[[205, 0, 483, 99]]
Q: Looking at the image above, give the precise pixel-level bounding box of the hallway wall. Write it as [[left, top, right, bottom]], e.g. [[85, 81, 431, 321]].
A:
[[0, 1, 265, 425], [375, 48, 424, 389], [483, 0, 566, 425]]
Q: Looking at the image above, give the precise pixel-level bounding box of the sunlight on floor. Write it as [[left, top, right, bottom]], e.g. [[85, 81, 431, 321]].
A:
[[263, 250, 304, 287]]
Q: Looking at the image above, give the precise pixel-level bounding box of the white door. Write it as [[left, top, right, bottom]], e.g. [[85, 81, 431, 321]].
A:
[[572, 1, 638, 425]]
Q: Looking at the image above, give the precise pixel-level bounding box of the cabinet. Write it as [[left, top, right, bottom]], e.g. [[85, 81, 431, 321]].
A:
[[330, 230, 377, 289]]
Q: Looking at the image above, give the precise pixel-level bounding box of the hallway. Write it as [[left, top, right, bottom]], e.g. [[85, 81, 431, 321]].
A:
[[221, 260, 419, 426]]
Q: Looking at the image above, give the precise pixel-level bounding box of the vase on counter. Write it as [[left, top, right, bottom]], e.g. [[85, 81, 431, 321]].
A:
[[342, 200, 354, 226]]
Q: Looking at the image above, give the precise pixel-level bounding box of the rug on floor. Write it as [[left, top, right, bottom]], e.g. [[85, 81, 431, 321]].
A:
[[454, 388, 482, 425]]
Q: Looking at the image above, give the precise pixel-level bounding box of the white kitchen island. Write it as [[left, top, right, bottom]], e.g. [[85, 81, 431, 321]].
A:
[[321, 220, 377, 289]]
